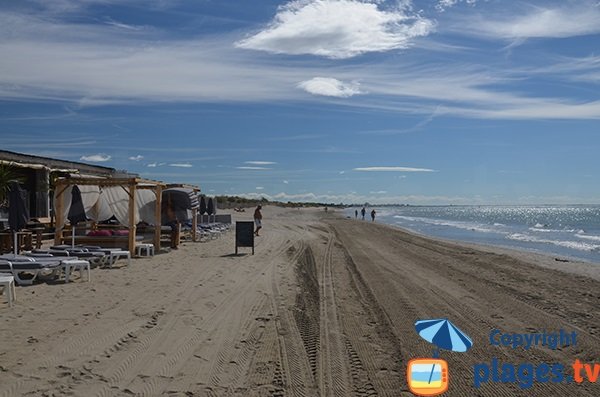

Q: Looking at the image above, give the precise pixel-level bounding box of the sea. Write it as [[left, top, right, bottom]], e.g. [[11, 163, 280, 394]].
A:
[[346, 205, 600, 264]]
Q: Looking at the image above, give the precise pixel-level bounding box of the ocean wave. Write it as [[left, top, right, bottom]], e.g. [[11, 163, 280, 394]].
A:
[[528, 226, 578, 233], [506, 233, 600, 252], [576, 233, 600, 242], [393, 215, 503, 234]]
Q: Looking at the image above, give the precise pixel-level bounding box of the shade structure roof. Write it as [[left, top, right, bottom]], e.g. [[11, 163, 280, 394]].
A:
[[162, 188, 199, 210]]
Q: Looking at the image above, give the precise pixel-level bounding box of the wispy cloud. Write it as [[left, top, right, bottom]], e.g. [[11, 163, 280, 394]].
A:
[[256, 186, 264, 190], [147, 162, 157, 167], [298, 77, 361, 98], [169, 163, 193, 168], [436, 0, 479, 12], [354, 166, 435, 172], [245, 161, 277, 165], [283, 180, 289, 184], [453, 3, 600, 40], [236, 166, 271, 170], [80, 153, 111, 162], [103, 17, 145, 31], [236, 191, 481, 205], [0, 3, 598, 121], [235, 0, 435, 59], [268, 134, 326, 141], [128, 155, 144, 161]]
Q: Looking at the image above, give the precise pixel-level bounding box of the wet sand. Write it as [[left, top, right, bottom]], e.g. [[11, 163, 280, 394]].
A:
[[0, 207, 598, 396]]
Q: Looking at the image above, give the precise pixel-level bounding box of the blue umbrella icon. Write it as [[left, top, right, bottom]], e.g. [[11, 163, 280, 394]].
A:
[[415, 318, 473, 353], [414, 318, 473, 386]]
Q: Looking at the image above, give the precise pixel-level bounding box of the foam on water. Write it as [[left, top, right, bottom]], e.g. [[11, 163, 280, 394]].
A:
[[350, 205, 600, 263], [506, 233, 600, 252]]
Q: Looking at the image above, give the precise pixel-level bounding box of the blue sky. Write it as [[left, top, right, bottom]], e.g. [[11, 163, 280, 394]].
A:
[[1, 0, 599, 204]]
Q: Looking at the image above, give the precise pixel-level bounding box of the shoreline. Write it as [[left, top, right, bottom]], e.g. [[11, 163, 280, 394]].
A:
[[336, 211, 600, 281], [341, 205, 600, 266]]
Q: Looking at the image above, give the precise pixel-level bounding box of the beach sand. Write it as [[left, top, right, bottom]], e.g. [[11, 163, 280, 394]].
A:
[[1, 206, 598, 396]]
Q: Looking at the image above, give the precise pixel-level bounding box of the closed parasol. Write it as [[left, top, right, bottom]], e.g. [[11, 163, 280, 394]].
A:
[[8, 181, 29, 254]]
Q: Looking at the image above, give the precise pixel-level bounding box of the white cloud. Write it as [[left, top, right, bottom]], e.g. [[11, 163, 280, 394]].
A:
[[236, 166, 271, 170], [147, 163, 157, 167], [283, 180, 289, 184], [245, 161, 277, 165], [0, 6, 598, 120], [298, 77, 361, 98], [457, 4, 600, 40], [354, 166, 435, 172], [80, 153, 111, 162], [256, 186, 265, 190], [128, 155, 144, 161], [169, 163, 193, 168], [236, 0, 435, 59], [436, 0, 479, 12], [370, 190, 388, 194]]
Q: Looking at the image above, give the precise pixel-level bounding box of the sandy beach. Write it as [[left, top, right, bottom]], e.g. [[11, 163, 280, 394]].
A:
[[1, 206, 599, 396]]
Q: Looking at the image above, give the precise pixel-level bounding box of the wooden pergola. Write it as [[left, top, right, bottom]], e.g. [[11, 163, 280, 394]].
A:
[[54, 177, 166, 253]]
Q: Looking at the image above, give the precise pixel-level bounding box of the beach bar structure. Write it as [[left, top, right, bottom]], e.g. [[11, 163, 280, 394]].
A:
[[54, 176, 166, 253], [0, 150, 122, 220]]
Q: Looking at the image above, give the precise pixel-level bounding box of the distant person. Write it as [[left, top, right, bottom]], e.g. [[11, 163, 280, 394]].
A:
[[324, 206, 328, 212], [355, 209, 358, 219], [371, 209, 376, 222], [361, 207, 366, 220], [254, 205, 263, 236]]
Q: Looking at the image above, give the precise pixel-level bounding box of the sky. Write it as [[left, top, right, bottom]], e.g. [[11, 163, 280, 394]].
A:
[[1, 0, 599, 205]]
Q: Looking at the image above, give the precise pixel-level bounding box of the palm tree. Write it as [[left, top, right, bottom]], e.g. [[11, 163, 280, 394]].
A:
[[0, 163, 21, 209]]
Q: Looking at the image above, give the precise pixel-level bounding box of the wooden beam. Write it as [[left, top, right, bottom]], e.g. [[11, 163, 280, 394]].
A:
[[54, 182, 65, 246], [192, 208, 198, 242], [154, 185, 162, 252], [128, 183, 137, 254], [54, 176, 165, 188]]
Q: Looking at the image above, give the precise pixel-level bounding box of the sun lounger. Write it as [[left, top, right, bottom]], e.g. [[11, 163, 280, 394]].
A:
[[1, 254, 91, 284], [33, 248, 106, 267], [0, 258, 64, 285]]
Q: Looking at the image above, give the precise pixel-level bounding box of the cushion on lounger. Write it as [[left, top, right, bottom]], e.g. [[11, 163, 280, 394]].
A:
[[87, 230, 112, 237]]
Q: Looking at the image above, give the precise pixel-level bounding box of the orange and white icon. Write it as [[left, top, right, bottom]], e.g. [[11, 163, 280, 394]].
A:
[[407, 358, 449, 396]]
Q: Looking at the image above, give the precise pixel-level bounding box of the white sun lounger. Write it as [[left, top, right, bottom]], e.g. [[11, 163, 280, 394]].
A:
[[0, 258, 64, 285]]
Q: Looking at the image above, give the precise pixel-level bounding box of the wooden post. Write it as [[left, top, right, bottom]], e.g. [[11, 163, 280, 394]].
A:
[[54, 181, 64, 246], [154, 185, 162, 253], [92, 198, 100, 230], [192, 208, 198, 242], [128, 183, 137, 254]]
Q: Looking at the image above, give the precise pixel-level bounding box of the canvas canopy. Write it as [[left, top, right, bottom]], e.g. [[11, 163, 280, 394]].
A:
[[54, 177, 165, 253]]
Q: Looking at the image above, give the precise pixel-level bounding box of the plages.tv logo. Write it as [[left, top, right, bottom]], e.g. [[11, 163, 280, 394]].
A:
[[407, 318, 473, 396]]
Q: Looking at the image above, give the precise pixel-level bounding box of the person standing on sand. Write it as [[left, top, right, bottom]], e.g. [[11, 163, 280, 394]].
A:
[[254, 205, 263, 236], [361, 207, 366, 220], [371, 209, 376, 222], [355, 209, 358, 219]]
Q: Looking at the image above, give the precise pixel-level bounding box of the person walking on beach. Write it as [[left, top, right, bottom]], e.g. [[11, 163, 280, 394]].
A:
[[361, 207, 366, 220], [355, 209, 358, 219], [371, 209, 376, 222], [254, 205, 263, 236]]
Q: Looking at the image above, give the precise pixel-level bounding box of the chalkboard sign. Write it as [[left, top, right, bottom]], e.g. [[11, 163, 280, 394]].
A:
[[235, 221, 254, 255]]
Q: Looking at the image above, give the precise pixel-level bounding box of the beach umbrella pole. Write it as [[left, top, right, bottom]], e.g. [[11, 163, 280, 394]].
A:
[[72, 225, 75, 248], [13, 231, 17, 255]]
